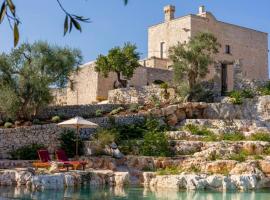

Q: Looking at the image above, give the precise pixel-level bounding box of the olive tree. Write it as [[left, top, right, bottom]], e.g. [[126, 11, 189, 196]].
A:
[[0, 41, 82, 120], [169, 32, 220, 91], [95, 43, 140, 88]]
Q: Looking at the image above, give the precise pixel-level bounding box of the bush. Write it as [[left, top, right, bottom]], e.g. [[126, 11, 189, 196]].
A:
[[109, 107, 124, 115], [4, 122, 13, 128], [118, 139, 142, 155], [32, 119, 41, 125], [157, 166, 182, 175], [95, 109, 103, 117], [51, 116, 61, 123], [59, 130, 83, 158], [141, 131, 172, 157], [184, 124, 213, 136], [222, 132, 245, 141], [128, 104, 139, 113], [189, 84, 214, 103], [228, 91, 243, 105], [259, 81, 270, 96], [229, 150, 248, 162], [9, 144, 45, 160], [249, 132, 270, 142], [241, 89, 254, 98], [94, 129, 116, 147], [228, 89, 254, 105], [254, 155, 263, 160]]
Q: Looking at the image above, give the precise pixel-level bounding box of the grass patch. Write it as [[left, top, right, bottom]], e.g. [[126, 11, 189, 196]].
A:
[[249, 132, 270, 142], [221, 132, 245, 141], [184, 124, 214, 136], [156, 166, 183, 175], [228, 150, 249, 162], [254, 155, 264, 160], [187, 165, 201, 173], [208, 152, 222, 161], [184, 124, 219, 142]]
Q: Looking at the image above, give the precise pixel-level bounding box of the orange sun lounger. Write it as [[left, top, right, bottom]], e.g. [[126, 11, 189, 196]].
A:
[[32, 149, 51, 169]]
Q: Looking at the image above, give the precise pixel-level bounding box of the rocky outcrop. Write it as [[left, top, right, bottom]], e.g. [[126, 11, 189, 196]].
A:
[[144, 173, 270, 191]]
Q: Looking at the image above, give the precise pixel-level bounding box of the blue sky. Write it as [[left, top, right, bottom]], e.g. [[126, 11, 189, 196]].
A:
[[0, 0, 269, 64]]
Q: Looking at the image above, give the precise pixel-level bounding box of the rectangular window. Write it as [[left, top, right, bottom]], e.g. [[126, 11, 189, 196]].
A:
[[225, 45, 231, 54], [160, 42, 165, 59]]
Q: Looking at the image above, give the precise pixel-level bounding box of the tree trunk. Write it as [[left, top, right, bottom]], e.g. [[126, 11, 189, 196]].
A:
[[116, 72, 127, 88], [188, 72, 197, 90]]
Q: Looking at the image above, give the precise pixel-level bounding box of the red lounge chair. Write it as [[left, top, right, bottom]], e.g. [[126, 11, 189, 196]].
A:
[[55, 149, 87, 170], [32, 150, 51, 169]]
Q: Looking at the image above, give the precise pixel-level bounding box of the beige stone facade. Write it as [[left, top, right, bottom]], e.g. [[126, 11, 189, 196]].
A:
[[61, 62, 173, 105], [147, 5, 268, 91], [52, 5, 268, 105]]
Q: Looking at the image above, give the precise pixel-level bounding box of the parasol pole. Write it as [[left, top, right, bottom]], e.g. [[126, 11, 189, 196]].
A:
[[76, 125, 79, 159]]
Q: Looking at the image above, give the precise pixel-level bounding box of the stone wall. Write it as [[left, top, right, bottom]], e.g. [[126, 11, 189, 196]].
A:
[[0, 124, 62, 159], [204, 96, 270, 121], [0, 115, 145, 159], [108, 85, 175, 104], [36, 104, 125, 120]]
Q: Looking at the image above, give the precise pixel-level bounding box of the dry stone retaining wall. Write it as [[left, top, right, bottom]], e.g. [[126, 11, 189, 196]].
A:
[[0, 115, 145, 159], [36, 104, 125, 120], [108, 85, 175, 104]]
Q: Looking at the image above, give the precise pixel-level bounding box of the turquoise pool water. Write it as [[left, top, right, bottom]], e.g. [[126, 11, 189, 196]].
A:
[[0, 186, 270, 200]]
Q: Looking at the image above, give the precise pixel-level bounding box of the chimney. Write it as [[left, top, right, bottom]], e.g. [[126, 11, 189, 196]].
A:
[[164, 5, 175, 22], [198, 5, 205, 14]]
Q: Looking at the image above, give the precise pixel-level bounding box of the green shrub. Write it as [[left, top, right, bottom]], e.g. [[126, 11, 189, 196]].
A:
[[241, 89, 254, 98], [149, 95, 161, 107], [189, 84, 214, 103], [32, 119, 41, 125], [94, 129, 116, 147], [208, 152, 221, 161], [118, 139, 142, 155], [157, 166, 182, 175], [59, 130, 83, 158], [95, 109, 103, 117], [228, 91, 243, 105], [109, 107, 124, 115], [263, 146, 270, 155], [259, 81, 270, 96], [9, 144, 45, 160], [184, 124, 213, 136], [222, 132, 245, 141], [229, 150, 248, 162], [254, 155, 263, 160], [141, 131, 172, 157], [249, 132, 270, 142], [228, 89, 254, 105], [4, 122, 13, 128], [128, 104, 139, 113], [187, 165, 201, 173], [51, 116, 61, 123]]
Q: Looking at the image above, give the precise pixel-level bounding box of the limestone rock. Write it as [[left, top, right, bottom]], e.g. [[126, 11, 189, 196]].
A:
[[167, 114, 178, 126], [0, 170, 16, 186], [15, 170, 33, 186], [113, 172, 130, 186], [204, 160, 237, 174], [31, 174, 65, 190]]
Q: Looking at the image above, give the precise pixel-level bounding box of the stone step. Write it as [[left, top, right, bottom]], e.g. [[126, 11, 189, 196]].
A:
[[180, 119, 270, 135], [169, 140, 269, 156]]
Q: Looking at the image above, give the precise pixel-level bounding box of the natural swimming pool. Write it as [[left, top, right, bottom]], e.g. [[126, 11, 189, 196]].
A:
[[0, 186, 270, 200]]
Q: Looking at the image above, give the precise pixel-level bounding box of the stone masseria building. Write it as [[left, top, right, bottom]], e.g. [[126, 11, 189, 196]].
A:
[[53, 5, 268, 105]]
